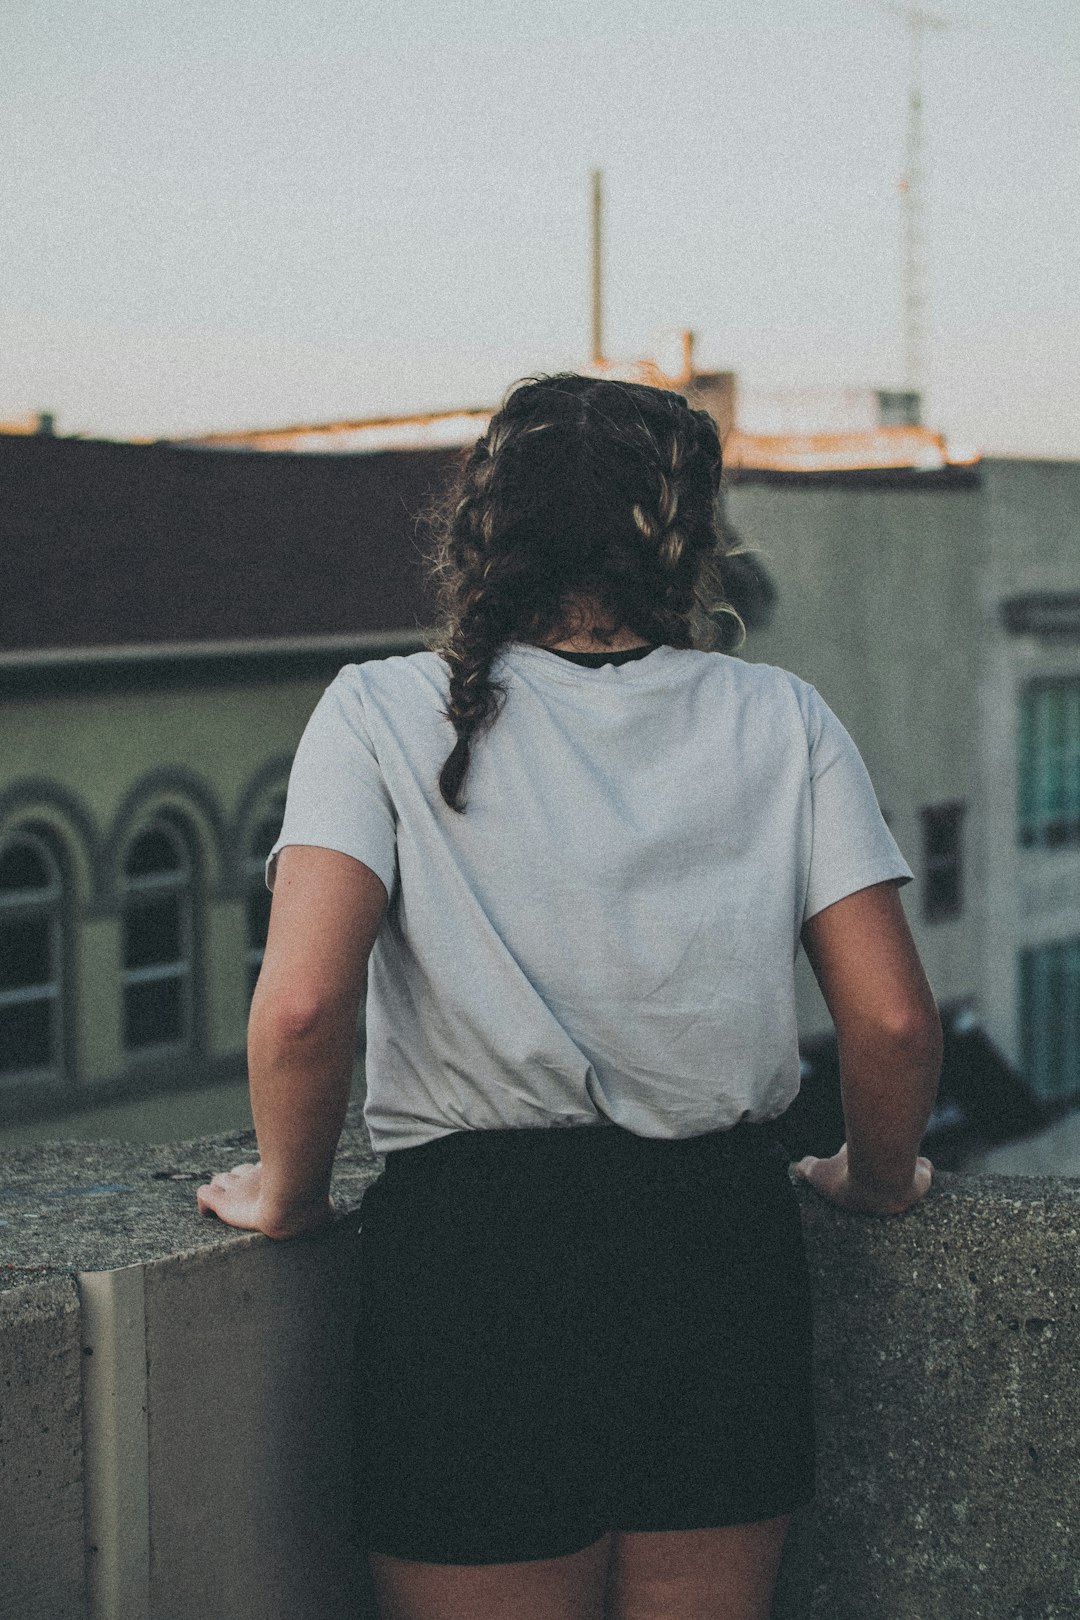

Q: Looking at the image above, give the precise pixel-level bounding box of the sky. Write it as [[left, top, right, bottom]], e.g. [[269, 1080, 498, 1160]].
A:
[[3, 0, 1079, 455]]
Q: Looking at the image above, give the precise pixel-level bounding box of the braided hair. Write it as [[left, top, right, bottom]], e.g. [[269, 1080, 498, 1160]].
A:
[[424, 372, 736, 812]]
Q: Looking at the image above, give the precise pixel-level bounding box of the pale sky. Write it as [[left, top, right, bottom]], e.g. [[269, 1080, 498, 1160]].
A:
[[4, 0, 1079, 455]]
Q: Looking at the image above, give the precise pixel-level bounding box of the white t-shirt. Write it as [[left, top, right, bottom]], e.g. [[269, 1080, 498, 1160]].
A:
[[267, 644, 912, 1154]]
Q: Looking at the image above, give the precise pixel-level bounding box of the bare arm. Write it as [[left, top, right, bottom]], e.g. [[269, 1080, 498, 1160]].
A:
[[197, 845, 387, 1239], [794, 879, 942, 1215]]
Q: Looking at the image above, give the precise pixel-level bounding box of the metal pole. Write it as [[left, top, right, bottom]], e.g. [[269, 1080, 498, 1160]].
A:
[[901, 12, 926, 392], [883, 3, 950, 397], [591, 168, 604, 365]]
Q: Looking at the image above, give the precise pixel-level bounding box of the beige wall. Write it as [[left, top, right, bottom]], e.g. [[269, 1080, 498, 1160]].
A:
[[730, 476, 984, 1036], [0, 674, 329, 1120], [2, 679, 326, 826]]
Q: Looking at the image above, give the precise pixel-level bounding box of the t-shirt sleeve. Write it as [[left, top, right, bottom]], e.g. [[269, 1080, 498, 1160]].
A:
[[265, 668, 397, 900], [799, 682, 913, 923]]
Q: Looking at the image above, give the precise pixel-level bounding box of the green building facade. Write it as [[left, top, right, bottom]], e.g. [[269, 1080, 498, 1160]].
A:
[[0, 636, 421, 1124]]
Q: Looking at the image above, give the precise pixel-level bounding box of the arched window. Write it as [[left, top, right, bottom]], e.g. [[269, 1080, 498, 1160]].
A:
[[122, 817, 195, 1053], [0, 831, 64, 1080], [245, 793, 286, 998]]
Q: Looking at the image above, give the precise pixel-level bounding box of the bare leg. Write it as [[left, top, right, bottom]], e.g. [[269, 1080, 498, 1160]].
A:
[[369, 1534, 612, 1620], [604, 1517, 791, 1620]]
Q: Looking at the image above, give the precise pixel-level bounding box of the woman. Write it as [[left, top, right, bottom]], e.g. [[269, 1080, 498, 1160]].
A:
[[198, 373, 940, 1620]]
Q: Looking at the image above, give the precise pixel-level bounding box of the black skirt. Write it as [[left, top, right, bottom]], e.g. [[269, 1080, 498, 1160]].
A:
[[350, 1119, 816, 1564]]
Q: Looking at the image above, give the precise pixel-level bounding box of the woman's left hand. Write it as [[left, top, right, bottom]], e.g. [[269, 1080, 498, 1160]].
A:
[[196, 1161, 336, 1240]]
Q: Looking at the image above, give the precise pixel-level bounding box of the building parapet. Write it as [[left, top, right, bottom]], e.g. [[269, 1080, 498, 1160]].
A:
[[0, 629, 430, 701], [2, 1118, 1078, 1620]]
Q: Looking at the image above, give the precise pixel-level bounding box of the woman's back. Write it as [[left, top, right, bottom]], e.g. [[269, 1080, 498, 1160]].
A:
[[269, 641, 910, 1152]]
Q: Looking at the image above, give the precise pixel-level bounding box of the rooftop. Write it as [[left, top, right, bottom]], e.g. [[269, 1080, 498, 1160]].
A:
[[167, 363, 979, 474]]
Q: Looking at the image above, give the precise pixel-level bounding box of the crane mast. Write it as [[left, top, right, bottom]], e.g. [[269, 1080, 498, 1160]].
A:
[[884, 3, 950, 400]]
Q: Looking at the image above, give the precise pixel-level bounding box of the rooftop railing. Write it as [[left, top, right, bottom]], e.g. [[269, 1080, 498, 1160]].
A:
[[3, 1116, 1078, 1620]]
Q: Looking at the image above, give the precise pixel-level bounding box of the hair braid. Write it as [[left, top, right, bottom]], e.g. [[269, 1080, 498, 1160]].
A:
[[422, 372, 734, 811], [437, 604, 510, 812]]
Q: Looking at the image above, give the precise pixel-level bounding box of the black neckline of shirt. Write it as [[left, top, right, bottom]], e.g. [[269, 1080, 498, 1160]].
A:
[[540, 644, 658, 669]]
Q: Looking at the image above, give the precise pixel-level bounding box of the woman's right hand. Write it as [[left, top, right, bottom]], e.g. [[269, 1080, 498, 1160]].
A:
[[792, 1141, 934, 1216]]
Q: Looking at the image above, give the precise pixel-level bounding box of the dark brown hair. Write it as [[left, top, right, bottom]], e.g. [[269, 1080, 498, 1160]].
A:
[[424, 372, 736, 811]]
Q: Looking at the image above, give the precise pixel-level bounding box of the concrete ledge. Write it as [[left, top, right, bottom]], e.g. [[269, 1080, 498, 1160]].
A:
[[140, 1225, 368, 1620], [2, 1115, 1078, 1619], [2, 1115, 381, 1620], [776, 1175, 1080, 1620], [0, 1276, 85, 1620]]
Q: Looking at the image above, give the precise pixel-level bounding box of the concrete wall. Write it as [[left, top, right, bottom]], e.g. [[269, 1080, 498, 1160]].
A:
[[730, 461, 1080, 1101], [730, 476, 984, 1038], [70, 1232, 368, 1620], [2, 1128, 1078, 1620], [777, 1174, 1080, 1620], [0, 1276, 85, 1619]]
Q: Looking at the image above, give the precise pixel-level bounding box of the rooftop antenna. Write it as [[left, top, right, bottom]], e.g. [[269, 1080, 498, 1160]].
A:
[[590, 168, 605, 365], [881, 4, 951, 398]]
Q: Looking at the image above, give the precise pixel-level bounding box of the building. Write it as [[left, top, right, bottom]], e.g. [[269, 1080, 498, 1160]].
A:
[[726, 453, 1080, 1165], [2, 377, 1078, 1152], [0, 432, 449, 1124]]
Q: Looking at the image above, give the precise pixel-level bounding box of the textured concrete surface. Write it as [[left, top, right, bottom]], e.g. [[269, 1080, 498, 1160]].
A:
[[143, 1221, 371, 1620], [1, 1105, 381, 1619], [0, 1103, 378, 1282], [774, 1173, 1080, 1620], [2, 1121, 1079, 1619], [0, 1276, 85, 1620]]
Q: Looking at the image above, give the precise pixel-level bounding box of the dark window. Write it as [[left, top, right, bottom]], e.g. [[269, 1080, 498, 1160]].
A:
[[124, 893, 183, 971], [921, 803, 964, 923], [125, 823, 185, 878], [1019, 938, 1080, 1104], [0, 913, 53, 990], [0, 832, 63, 1079], [877, 389, 922, 427], [122, 819, 193, 1053], [245, 795, 286, 998], [0, 839, 53, 893], [1018, 680, 1080, 849], [125, 977, 185, 1050]]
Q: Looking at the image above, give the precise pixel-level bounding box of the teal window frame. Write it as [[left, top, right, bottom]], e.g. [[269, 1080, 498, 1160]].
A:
[[1019, 937, 1080, 1104], [1018, 679, 1080, 849]]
